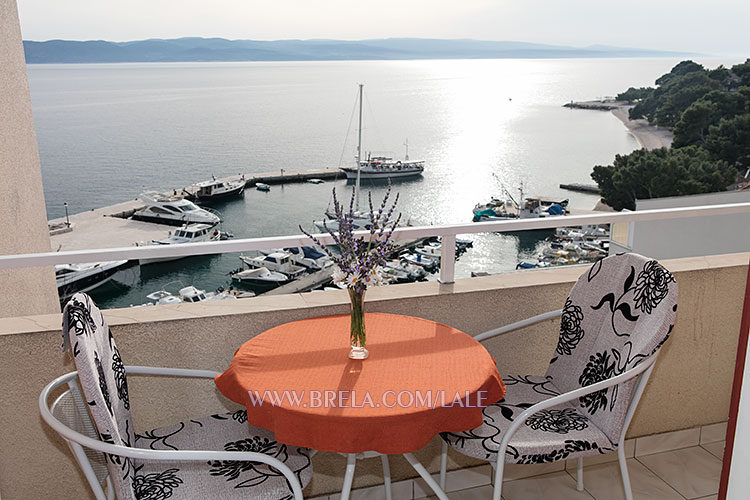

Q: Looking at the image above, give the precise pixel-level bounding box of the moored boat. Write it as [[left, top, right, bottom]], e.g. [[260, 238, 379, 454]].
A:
[[56, 260, 133, 301], [194, 176, 245, 201], [133, 191, 221, 226]]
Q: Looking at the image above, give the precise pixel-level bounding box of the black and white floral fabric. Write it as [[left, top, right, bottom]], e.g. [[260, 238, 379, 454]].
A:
[[62, 293, 313, 500], [442, 253, 678, 464]]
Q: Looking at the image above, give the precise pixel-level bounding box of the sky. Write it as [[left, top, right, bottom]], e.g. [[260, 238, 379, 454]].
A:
[[16, 0, 750, 56]]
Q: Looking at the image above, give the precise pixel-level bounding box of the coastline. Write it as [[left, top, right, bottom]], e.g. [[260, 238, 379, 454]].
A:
[[565, 100, 673, 150], [610, 106, 673, 150]]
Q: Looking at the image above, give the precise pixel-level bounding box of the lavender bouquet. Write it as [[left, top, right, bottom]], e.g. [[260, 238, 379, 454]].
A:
[[300, 184, 401, 359]]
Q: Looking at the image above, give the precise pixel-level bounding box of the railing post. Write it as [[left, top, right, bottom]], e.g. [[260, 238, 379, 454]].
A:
[[439, 234, 456, 284]]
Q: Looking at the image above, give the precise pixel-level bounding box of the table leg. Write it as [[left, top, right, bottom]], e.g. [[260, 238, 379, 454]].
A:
[[381, 454, 392, 500], [403, 452, 449, 500], [341, 453, 357, 500]]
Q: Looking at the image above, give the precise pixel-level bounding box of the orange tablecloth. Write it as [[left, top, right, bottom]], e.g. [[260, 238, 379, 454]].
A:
[[215, 313, 505, 454]]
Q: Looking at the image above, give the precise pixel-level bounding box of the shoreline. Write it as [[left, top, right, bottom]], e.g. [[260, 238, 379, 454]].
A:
[[610, 107, 673, 150], [566, 100, 673, 150]]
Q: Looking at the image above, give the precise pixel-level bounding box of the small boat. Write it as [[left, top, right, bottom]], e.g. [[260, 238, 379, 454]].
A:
[[383, 260, 427, 282], [400, 253, 439, 271], [194, 176, 245, 201], [255, 183, 271, 192], [56, 260, 132, 300], [260, 246, 331, 270], [133, 191, 221, 226], [414, 242, 442, 260], [472, 186, 568, 223], [144, 285, 252, 305], [138, 223, 229, 265], [306, 178, 324, 184], [230, 267, 290, 291], [240, 252, 307, 279]]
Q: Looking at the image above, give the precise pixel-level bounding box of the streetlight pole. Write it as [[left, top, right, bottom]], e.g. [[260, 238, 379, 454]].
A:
[[64, 202, 70, 227]]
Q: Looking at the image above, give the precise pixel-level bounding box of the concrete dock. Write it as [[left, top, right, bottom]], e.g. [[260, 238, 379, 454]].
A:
[[48, 168, 344, 252]]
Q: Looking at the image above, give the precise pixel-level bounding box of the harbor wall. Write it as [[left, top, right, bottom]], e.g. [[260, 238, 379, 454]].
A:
[[0, 0, 59, 317], [0, 253, 745, 499]]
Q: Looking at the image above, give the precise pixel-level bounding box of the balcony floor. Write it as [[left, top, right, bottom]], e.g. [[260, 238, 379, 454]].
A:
[[312, 422, 725, 500]]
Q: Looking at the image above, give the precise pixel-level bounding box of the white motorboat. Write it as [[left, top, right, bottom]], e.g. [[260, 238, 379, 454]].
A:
[[230, 267, 290, 290], [414, 242, 442, 260], [144, 285, 252, 306], [400, 253, 438, 271], [240, 252, 307, 279], [260, 246, 331, 270], [56, 260, 132, 300], [133, 191, 221, 226], [255, 183, 271, 192], [138, 223, 229, 265], [306, 178, 324, 184], [194, 176, 245, 201]]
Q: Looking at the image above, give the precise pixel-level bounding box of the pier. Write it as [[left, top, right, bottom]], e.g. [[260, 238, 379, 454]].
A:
[[48, 168, 345, 252], [560, 183, 600, 194], [181, 168, 342, 199]]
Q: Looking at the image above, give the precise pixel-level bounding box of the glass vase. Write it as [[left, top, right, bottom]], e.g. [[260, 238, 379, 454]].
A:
[[348, 287, 368, 359]]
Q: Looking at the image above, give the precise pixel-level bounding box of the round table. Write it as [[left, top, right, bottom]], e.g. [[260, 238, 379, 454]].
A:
[[215, 313, 505, 499]]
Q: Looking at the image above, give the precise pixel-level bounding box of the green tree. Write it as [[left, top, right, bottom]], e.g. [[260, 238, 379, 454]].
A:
[[617, 87, 653, 103], [591, 147, 735, 211], [705, 114, 750, 171], [673, 90, 748, 146]]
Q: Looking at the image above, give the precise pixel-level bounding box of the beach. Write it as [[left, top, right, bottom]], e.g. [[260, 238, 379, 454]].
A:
[[611, 106, 674, 150]]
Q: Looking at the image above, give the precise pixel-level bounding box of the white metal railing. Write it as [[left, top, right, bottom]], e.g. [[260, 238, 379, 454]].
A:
[[1, 202, 750, 285]]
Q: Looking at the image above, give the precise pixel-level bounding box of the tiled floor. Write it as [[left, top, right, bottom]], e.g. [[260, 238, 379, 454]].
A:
[[312, 422, 727, 500]]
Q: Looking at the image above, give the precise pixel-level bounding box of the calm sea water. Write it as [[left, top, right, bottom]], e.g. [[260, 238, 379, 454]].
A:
[[25, 58, 729, 308]]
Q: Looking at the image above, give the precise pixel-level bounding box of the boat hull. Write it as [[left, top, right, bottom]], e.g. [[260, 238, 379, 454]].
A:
[[195, 184, 245, 201], [131, 213, 219, 227], [340, 167, 423, 180], [57, 261, 136, 301]]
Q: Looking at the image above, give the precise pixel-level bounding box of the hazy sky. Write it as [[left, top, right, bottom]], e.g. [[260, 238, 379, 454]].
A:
[[17, 0, 750, 56]]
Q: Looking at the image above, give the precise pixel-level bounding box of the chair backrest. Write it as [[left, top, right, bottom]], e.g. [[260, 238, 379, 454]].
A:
[[62, 293, 137, 500], [545, 253, 678, 443]]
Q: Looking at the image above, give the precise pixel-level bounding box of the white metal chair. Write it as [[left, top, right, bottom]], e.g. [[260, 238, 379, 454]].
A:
[[440, 253, 678, 500], [40, 292, 313, 500]]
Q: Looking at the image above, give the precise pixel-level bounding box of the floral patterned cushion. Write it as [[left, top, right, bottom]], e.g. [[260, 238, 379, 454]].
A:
[[441, 375, 614, 464], [443, 253, 677, 466], [546, 253, 677, 444], [61, 293, 313, 500], [134, 410, 313, 500]]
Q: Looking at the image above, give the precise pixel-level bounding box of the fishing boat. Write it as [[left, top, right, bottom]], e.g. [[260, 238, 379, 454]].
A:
[[473, 185, 568, 223], [133, 191, 221, 226], [56, 260, 132, 300], [138, 223, 231, 265], [193, 176, 245, 201]]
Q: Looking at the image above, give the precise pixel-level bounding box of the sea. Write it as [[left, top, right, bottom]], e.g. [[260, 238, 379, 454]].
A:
[[26, 57, 733, 308]]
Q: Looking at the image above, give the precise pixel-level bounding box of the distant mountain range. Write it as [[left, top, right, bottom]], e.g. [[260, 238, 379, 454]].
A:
[[22, 37, 694, 64]]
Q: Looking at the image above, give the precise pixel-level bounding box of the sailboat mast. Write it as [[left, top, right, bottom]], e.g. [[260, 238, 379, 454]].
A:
[[355, 83, 363, 211]]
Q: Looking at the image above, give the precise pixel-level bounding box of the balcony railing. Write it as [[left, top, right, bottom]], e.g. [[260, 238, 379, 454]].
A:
[[1, 202, 749, 284]]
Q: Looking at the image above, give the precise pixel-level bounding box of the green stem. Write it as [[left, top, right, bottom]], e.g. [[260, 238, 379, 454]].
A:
[[348, 288, 366, 348]]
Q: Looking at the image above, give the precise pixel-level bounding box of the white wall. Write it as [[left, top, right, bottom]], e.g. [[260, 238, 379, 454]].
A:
[[632, 190, 750, 260]]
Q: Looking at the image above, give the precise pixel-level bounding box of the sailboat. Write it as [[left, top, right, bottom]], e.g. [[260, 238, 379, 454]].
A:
[[314, 84, 380, 233], [338, 86, 424, 181]]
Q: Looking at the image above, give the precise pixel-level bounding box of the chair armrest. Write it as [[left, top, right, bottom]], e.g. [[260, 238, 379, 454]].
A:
[[125, 365, 220, 378], [474, 309, 562, 343], [495, 354, 659, 459]]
